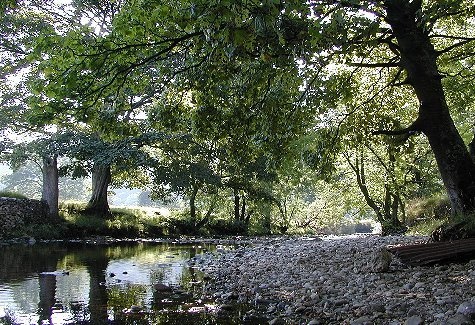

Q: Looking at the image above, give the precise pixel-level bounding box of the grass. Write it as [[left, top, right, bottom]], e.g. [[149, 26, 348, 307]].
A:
[[60, 204, 153, 238], [407, 218, 447, 236], [0, 191, 28, 199], [406, 194, 475, 238], [1, 201, 163, 240], [9, 195, 465, 239], [405, 194, 450, 225], [405, 194, 451, 236]]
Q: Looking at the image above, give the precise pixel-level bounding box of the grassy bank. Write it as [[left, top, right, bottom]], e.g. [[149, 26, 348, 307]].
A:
[[1, 192, 466, 240], [1, 200, 258, 240]]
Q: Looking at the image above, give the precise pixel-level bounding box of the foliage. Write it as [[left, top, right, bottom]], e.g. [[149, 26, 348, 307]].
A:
[[207, 219, 249, 236], [1, 0, 475, 236], [0, 190, 27, 199]]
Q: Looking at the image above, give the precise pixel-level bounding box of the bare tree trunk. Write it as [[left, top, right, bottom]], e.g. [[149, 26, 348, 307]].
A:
[[346, 154, 406, 235], [233, 188, 240, 221], [196, 194, 218, 229], [41, 155, 59, 219], [240, 195, 248, 223], [262, 204, 272, 235], [85, 163, 111, 217], [189, 183, 199, 226]]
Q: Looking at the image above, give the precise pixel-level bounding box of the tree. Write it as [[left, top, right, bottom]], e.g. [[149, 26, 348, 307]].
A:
[[57, 130, 160, 216], [25, 0, 475, 237], [344, 144, 407, 235], [145, 131, 222, 228], [14, 0, 165, 217], [300, 0, 475, 221], [383, 0, 475, 216], [1, 136, 62, 218], [1, 160, 89, 201], [0, 2, 66, 219]]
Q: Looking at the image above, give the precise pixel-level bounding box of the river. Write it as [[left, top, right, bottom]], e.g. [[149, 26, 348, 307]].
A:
[[0, 239, 245, 325]]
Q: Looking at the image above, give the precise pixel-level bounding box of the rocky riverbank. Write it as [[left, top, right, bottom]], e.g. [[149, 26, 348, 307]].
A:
[[191, 235, 475, 324]]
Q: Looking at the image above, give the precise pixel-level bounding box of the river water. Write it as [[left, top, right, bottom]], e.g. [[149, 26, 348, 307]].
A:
[[0, 240, 241, 325]]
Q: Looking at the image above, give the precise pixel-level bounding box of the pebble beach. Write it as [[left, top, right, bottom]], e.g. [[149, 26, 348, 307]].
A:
[[190, 235, 475, 324]]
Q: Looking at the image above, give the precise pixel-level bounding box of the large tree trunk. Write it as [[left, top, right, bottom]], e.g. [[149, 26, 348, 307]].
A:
[[85, 163, 111, 217], [385, 0, 475, 215], [41, 155, 59, 219]]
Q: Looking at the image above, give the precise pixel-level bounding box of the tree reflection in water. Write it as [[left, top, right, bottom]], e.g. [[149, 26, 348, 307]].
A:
[[0, 241, 241, 325]]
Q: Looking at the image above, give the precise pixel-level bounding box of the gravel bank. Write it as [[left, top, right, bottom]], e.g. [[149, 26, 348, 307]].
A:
[[190, 235, 475, 324]]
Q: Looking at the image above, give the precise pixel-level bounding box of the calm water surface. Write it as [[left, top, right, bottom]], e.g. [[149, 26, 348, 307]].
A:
[[0, 240, 239, 325]]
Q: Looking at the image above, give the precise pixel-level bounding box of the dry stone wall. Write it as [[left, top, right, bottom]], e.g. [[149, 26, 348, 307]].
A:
[[0, 197, 49, 236]]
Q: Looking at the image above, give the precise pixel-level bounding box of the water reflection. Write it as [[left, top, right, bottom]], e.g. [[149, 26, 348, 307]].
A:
[[0, 241, 224, 324]]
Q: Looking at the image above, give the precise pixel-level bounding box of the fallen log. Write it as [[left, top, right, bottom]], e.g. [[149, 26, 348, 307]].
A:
[[387, 238, 475, 266]]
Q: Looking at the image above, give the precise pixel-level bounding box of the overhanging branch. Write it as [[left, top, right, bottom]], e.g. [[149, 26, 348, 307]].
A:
[[437, 39, 475, 56], [347, 61, 399, 68], [372, 118, 422, 136]]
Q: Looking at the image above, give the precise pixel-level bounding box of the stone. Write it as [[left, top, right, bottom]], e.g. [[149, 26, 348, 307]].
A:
[[368, 247, 392, 272], [196, 235, 474, 325], [0, 197, 49, 235], [369, 302, 386, 313], [446, 313, 473, 324], [457, 301, 475, 318], [350, 316, 372, 325], [154, 283, 172, 292], [405, 316, 423, 325], [269, 317, 285, 325]]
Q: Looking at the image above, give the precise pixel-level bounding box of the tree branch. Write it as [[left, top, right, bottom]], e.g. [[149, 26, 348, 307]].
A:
[[436, 39, 475, 56], [347, 61, 399, 68], [372, 118, 422, 136]]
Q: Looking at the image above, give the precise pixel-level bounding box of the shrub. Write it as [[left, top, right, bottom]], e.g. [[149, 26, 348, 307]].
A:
[[142, 216, 166, 237], [59, 201, 88, 217], [64, 213, 108, 236], [0, 191, 27, 199], [106, 212, 144, 238], [165, 217, 198, 235], [208, 219, 248, 235], [430, 212, 475, 240], [22, 223, 70, 239], [407, 218, 447, 236]]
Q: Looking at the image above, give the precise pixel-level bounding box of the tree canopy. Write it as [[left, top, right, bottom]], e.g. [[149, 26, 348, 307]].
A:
[[2, 0, 475, 236]]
